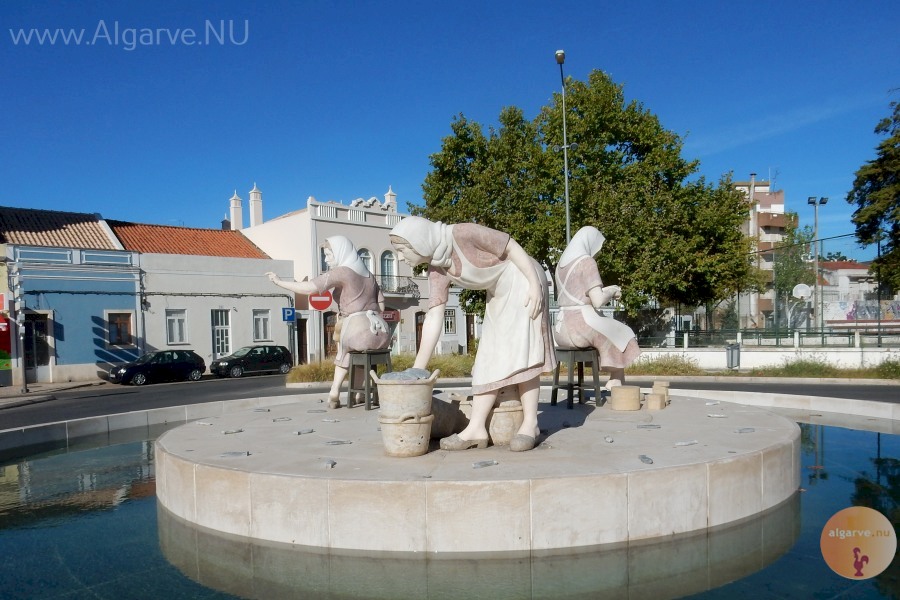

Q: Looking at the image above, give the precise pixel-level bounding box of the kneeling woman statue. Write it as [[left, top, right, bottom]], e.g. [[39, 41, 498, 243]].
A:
[[389, 217, 556, 452]]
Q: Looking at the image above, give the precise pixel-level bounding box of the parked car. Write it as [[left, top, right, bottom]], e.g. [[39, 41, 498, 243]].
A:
[[211, 345, 293, 378], [108, 350, 206, 386]]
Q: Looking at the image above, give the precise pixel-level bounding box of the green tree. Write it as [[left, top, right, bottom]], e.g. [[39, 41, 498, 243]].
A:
[[847, 100, 900, 292], [823, 251, 849, 261], [771, 216, 815, 327], [421, 70, 757, 315]]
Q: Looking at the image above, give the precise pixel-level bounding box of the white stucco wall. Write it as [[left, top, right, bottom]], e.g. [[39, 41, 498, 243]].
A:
[[137, 253, 295, 364]]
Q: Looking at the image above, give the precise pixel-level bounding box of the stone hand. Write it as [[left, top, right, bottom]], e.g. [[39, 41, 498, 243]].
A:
[[595, 285, 621, 306], [525, 281, 543, 320]]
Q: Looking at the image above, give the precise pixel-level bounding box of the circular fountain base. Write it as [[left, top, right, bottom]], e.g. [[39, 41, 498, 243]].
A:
[[154, 389, 799, 553]]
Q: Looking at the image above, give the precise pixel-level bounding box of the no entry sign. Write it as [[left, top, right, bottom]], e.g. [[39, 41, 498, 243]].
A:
[[309, 290, 333, 311]]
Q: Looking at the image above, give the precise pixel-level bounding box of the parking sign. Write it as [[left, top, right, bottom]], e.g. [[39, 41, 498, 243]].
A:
[[282, 307, 296, 322]]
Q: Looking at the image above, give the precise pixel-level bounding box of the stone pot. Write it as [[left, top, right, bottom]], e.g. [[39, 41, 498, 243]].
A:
[[378, 412, 434, 458]]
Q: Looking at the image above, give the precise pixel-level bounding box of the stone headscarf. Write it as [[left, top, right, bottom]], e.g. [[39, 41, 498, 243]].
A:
[[558, 226, 605, 269], [326, 235, 371, 277], [389, 216, 454, 269]]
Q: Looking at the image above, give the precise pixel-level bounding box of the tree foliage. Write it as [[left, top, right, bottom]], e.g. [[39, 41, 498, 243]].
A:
[[420, 70, 757, 314], [847, 100, 900, 292]]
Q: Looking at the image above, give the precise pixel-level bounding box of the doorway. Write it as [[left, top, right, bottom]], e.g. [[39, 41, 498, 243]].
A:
[[415, 311, 425, 354], [23, 313, 51, 383]]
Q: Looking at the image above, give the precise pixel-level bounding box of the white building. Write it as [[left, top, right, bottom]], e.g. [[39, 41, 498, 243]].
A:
[[235, 186, 469, 363]]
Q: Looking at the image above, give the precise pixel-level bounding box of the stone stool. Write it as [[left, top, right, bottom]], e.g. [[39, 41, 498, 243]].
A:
[[550, 348, 602, 409], [347, 350, 393, 410]]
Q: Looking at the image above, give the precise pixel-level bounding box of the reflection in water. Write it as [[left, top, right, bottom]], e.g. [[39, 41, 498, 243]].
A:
[[0, 435, 155, 529], [0, 421, 896, 599], [158, 495, 800, 600]]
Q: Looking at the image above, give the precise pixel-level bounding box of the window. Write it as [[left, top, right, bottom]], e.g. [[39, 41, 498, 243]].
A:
[[106, 311, 134, 346], [444, 309, 456, 335], [211, 309, 231, 358], [166, 309, 188, 344], [358, 248, 372, 274], [253, 309, 271, 341], [320, 246, 330, 272], [380, 251, 396, 291]]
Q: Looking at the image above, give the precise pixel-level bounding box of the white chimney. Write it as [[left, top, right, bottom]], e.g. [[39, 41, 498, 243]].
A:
[[249, 182, 263, 227], [383, 185, 397, 212], [229, 190, 243, 230]]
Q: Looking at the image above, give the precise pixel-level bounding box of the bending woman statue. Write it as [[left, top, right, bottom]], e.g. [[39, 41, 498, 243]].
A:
[[267, 236, 390, 408], [389, 217, 556, 452], [553, 226, 640, 389]]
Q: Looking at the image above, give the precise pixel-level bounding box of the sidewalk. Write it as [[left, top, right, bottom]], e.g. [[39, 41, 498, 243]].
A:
[[0, 379, 111, 409]]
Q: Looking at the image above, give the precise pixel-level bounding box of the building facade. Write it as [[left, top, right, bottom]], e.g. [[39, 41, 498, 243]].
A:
[[734, 175, 790, 329], [1, 207, 294, 385]]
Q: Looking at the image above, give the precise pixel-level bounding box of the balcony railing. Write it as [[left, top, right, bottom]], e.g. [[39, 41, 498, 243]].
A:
[[379, 275, 420, 298]]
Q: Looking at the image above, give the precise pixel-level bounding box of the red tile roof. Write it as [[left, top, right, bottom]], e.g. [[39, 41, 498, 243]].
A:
[[0, 206, 118, 249], [107, 220, 270, 259]]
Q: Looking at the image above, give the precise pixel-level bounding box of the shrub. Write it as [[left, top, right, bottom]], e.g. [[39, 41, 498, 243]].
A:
[[625, 354, 704, 376], [286, 361, 335, 383], [749, 357, 841, 378], [286, 352, 475, 383], [874, 359, 900, 380]]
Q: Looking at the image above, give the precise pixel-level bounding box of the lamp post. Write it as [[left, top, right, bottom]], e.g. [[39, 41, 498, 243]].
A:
[[876, 235, 882, 347], [554, 49, 577, 243], [807, 196, 828, 332]]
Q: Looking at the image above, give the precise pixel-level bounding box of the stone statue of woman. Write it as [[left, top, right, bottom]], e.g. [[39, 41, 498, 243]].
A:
[[267, 235, 390, 408], [389, 217, 556, 452], [553, 226, 640, 389]]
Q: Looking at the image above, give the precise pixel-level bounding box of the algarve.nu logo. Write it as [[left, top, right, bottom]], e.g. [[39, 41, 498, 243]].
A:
[[820, 506, 896, 579]]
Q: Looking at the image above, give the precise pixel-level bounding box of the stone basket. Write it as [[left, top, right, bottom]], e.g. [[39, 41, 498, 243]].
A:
[[370, 369, 440, 420]]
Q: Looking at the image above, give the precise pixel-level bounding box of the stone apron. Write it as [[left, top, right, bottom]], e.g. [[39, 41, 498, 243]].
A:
[[446, 239, 546, 388], [334, 309, 388, 362]]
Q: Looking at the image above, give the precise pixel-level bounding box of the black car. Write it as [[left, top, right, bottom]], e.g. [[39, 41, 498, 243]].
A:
[[211, 345, 293, 378], [108, 349, 206, 386]]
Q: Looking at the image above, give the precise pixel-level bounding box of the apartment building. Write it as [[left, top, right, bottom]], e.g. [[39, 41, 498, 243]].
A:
[[734, 175, 790, 329]]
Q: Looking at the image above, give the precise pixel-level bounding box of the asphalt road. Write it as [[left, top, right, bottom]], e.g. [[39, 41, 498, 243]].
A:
[[0, 375, 305, 430], [1, 375, 897, 431]]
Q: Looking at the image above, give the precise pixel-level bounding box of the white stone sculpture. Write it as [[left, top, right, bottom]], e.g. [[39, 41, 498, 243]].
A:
[[389, 217, 556, 452], [553, 225, 640, 389], [267, 236, 389, 408]]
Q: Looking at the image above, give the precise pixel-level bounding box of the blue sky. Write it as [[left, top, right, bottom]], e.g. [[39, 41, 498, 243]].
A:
[[2, 1, 898, 260]]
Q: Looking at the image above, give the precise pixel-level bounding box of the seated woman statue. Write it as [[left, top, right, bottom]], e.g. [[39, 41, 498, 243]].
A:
[[389, 217, 556, 452], [267, 235, 390, 408], [553, 225, 640, 389]]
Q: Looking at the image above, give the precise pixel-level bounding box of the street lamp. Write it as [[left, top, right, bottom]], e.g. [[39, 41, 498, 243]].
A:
[[807, 196, 828, 331], [553, 49, 577, 243]]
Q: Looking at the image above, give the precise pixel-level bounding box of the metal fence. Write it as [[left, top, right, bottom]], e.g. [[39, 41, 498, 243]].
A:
[[639, 328, 900, 349]]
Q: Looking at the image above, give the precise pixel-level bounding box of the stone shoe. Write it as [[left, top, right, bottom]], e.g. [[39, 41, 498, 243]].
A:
[[509, 434, 536, 452], [440, 434, 488, 451]]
